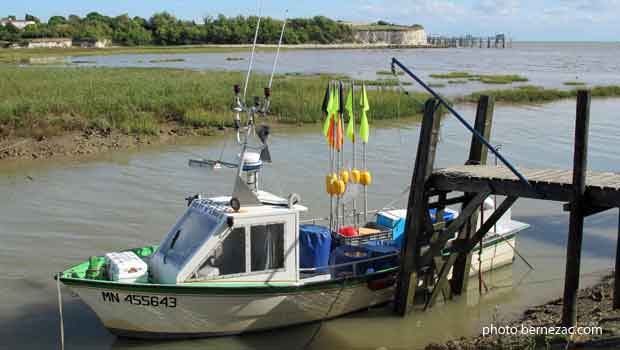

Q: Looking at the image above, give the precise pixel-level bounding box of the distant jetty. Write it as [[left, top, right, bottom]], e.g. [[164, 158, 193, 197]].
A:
[[427, 34, 512, 48]]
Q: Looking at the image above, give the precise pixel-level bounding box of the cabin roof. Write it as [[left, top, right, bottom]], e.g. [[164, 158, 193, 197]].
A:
[[192, 191, 308, 220]]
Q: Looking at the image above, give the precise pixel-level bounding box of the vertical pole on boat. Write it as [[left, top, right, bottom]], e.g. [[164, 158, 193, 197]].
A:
[[360, 82, 369, 224], [351, 80, 357, 229], [242, 0, 263, 103], [561, 90, 591, 327], [450, 95, 495, 295], [267, 11, 288, 90], [330, 81, 336, 233], [614, 208, 620, 309]]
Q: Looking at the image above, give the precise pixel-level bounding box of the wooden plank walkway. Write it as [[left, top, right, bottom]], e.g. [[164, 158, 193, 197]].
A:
[[431, 165, 620, 207]]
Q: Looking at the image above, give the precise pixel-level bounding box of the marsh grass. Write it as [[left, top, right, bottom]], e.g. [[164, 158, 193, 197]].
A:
[[0, 46, 274, 64], [149, 58, 186, 63], [430, 72, 473, 79], [0, 67, 428, 137], [376, 70, 404, 76], [564, 81, 586, 86], [448, 80, 468, 84], [478, 74, 529, 84], [431, 71, 528, 84], [365, 79, 413, 86], [428, 83, 446, 88], [464, 85, 620, 103]]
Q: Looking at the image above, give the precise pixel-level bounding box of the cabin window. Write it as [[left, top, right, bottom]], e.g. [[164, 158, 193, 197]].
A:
[[250, 223, 285, 272], [213, 227, 246, 276], [159, 210, 222, 266]]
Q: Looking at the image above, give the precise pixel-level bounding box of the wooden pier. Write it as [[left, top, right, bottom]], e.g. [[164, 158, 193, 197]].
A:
[[394, 91, 620, 328], [427, 34, 511, 48]]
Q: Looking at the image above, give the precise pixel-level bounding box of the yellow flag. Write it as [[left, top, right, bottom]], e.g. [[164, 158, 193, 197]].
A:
[[345, 88, 355, 142], [359, 85, 370, 143]]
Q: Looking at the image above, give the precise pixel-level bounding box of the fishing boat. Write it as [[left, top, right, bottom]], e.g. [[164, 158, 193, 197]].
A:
[[56, 16, 529, 339], [56, 79, 529, 338]]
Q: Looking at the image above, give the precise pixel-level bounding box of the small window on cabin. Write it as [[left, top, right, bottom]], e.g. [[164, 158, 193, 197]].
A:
[[211, 227, 246, 276], [250, 223, 285, 272], [196, 227, 246, 279]]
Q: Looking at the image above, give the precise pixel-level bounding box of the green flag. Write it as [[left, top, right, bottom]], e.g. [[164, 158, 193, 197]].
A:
[[322, 84, 333, 137], [359, 84, 370, 143], [345, 88, 355, 142]]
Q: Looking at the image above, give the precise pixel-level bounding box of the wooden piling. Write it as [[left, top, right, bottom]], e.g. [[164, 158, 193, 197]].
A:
[[561, 90, 591, 327], [615, 209, 620, 309], [450, 95, 495, 295], [394, 99, 442, 316]]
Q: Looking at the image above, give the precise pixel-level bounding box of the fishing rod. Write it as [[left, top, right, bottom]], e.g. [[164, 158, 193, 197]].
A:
[[390, 57, 531, 189], [242, 0, 264, 102], [268, 10, 288, 89]]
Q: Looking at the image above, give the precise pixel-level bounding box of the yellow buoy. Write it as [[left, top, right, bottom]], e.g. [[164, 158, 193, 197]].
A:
[[351, 168, 361, 183], [339, 169, 350, 184], [326, 173, 338, 195], [336, 179, 346, 195], [360, 171, 372, 186]]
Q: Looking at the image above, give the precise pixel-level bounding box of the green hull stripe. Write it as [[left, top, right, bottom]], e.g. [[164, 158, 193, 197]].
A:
[[60, 269, 398, 295]]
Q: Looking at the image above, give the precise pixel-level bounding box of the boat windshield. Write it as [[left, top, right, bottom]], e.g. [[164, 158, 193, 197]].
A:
[[158, 208, 224, 267]]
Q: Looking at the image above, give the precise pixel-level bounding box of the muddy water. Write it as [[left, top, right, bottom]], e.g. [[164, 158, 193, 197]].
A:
[[72, 42, 620, 97], [1, 99, 620, 349]]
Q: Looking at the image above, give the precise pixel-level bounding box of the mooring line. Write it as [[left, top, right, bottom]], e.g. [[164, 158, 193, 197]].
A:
[[56, 273, 65, 350]]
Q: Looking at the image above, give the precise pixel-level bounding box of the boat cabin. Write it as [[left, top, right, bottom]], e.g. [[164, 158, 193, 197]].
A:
[[149, 193, 307, 285]]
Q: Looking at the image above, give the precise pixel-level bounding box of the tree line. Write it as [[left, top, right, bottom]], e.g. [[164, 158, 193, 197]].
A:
[[0, 12, 354, 45]]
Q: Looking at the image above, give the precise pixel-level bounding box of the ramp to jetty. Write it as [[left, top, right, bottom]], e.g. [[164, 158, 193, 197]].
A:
[[431, 166, 620, 208], [393, 91, 620, 331]]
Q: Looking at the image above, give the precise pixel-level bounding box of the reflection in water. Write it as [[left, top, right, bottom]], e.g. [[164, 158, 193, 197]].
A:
[[1, 99, 619, 349]]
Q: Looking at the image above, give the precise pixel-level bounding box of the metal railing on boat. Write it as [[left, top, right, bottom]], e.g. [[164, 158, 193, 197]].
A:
[[299, 252, 400, 279]]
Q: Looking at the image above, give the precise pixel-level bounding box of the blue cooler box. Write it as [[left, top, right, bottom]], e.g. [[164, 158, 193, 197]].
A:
[[377, 209, 456, 247]]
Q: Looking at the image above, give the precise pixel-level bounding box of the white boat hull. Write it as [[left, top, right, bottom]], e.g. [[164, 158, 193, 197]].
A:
[[64, 236, 518, 338], [68, 276, 395, 338]]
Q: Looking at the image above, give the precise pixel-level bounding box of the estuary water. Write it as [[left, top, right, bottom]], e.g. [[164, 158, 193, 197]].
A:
[[71, 42, 620, 96], [1, 95, 620, 349], [3, 42, 620, 348]]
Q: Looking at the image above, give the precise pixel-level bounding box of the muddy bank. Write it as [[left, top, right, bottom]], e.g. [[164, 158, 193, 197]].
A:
[[425, 275, 620, 350], [0, 125, 221, 162]]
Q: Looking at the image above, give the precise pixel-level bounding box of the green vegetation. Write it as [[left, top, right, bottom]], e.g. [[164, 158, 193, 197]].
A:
[[564, 81, 586, 86], [0, 12, 353, 46], [351, 21, 424, 31], [430, 71, 529, 84], [464, 85, 620, 103], [365, 79, 412, 87], [428, 83, 446, 88], [376, 70, 404, 76], [430, 72, 473, 79], [0, 46, 267, 64], [478, 74, 529, 84], [0, 67, 428, 137], [448, 80, 468, 84], [148, 58, 185, 63]]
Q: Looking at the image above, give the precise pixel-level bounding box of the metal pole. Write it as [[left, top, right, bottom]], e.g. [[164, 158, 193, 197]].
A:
[[268, 11, 288, 89], [391, 57, 530, 188]]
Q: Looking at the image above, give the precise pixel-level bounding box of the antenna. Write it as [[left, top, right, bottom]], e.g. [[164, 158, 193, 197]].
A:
[[242, 0, 263, 102], [268, 10, 288, 89]]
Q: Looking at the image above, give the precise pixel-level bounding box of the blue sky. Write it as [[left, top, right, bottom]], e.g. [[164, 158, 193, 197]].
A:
[[4, 0, 619, 41]]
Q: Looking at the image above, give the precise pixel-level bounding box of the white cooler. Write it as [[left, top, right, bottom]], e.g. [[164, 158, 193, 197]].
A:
[[105, 251, 149, 283]]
